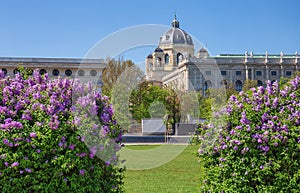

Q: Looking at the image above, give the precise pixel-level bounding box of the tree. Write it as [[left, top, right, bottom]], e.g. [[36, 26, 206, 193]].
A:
[[102, 57, 135, 98], [242, 79, 258, 92], [129, 82, 169, 122], [164, 87, 181, 134], [198, 92, 212, 119], [225, 82, 238, 99], [128, 83, 182, 134]]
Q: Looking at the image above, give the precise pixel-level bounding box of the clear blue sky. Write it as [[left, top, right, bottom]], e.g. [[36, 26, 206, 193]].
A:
[[0, 0, 299, 61]]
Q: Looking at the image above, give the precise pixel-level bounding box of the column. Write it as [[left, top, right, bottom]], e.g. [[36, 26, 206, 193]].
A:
[[245, 64, 248, 80], [266, 65, 269, 81]]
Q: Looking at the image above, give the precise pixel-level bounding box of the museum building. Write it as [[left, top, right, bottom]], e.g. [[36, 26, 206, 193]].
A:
[[0, 16, 298, 93], [145, 16, 299, 93]]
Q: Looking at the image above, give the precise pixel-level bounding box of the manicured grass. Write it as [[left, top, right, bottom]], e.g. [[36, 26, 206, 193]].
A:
[[123, 145, 202, 193]]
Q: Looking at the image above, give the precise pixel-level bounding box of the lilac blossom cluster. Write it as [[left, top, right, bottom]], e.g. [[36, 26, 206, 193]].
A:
[[0, 69, 124, 192], [198, 77, 300, 192]]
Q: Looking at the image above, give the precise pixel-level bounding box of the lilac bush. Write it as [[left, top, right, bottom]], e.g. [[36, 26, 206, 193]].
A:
[[197, 77, 300, 192], [0, 69, 124, 192]]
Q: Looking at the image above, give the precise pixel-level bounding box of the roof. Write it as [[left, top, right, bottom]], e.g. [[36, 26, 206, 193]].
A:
[[159, 27, 193, 46]]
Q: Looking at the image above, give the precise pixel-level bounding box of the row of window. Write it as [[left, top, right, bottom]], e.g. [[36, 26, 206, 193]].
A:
[[194, 70, 293, 77], [219, 70, 292, 77], [1, 68, 98, 77], [161, 53, 183, 65], [203, 79, 265, 92]]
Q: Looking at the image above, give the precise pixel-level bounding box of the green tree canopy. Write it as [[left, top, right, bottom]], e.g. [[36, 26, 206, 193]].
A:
[[102, 57, 135, 98]]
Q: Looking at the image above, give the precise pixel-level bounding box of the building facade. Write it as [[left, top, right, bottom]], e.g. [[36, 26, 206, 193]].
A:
[[0, 57, 106, 86], [146, 17, 299, 93]]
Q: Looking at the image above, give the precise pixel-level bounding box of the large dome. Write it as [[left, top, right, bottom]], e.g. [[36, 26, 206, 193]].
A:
[[159, 17, 193, 46]]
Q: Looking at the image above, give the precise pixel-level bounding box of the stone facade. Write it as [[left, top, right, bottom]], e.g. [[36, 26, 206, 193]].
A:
[[0, 57, 106, 86], [146, 17, 299, 94]]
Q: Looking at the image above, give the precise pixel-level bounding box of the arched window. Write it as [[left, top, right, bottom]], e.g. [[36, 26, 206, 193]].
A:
[[52, 69, 60, 76], [156, 57, 162, 66], [1, 68, 7, 75], [257, 80, 263, 87], [39, 69, 47, 75], [221, 80, 228, 87], [149, 63, 153, 70], [165, 54, 169, 65], [65, 69, 72, 76], [204, 80, 212, 91], [176, 53, 183, 64], [13, 68, 20, 74], [235, 80, 243, 92]]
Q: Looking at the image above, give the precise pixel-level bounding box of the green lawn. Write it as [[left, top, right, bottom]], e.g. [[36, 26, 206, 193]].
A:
[[123, 145, 202, 193]]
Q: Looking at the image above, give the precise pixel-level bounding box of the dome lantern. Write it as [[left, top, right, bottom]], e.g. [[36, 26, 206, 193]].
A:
[[172, 13, 180, 28]]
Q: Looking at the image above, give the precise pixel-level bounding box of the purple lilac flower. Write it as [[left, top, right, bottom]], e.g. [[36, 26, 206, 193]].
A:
[[233, 146, 238, 151], [14, 137, 23, 142], [21, 113, 32, 121], [89, 152, 95, 159], [101, 113, 110, 124], [37, 149, 41, 153], [237, 103, 244, 109], [260, 165, 264, 170], [89, 104, 98, 115], [64, 178, 68, 182], [102, 125, 110, 135], [234, 140, 241, 145], [25, 168, 32, 173], [36, 122, 42, 126], [11, 162, 19, 167], [241, 147, 250, 154], [20, 170, 24, 174], [290, 92, 296, 99], [79, 169, 85, 176], [30, 132, 37, 138], [261, 146, 270, 152], [236, 126, 243, 130], [198, 149, 204, 154], [69, 144, 76, 150], [220, 145, 228, 150], [213, 147, 219, 152], [105, 161, 110, 166], [240, 111, 250, 125], [3, 138, 9, 145]]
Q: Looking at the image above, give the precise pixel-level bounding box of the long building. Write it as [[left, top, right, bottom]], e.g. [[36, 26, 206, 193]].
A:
[[1, 16, 298, 94], [0, 57, 106, 86], [145, 16, 299, 93]]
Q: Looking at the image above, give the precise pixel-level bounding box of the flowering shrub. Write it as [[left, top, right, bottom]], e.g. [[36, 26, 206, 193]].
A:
[[197, 78, 300, 192], [0, 69, 124, 192]]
